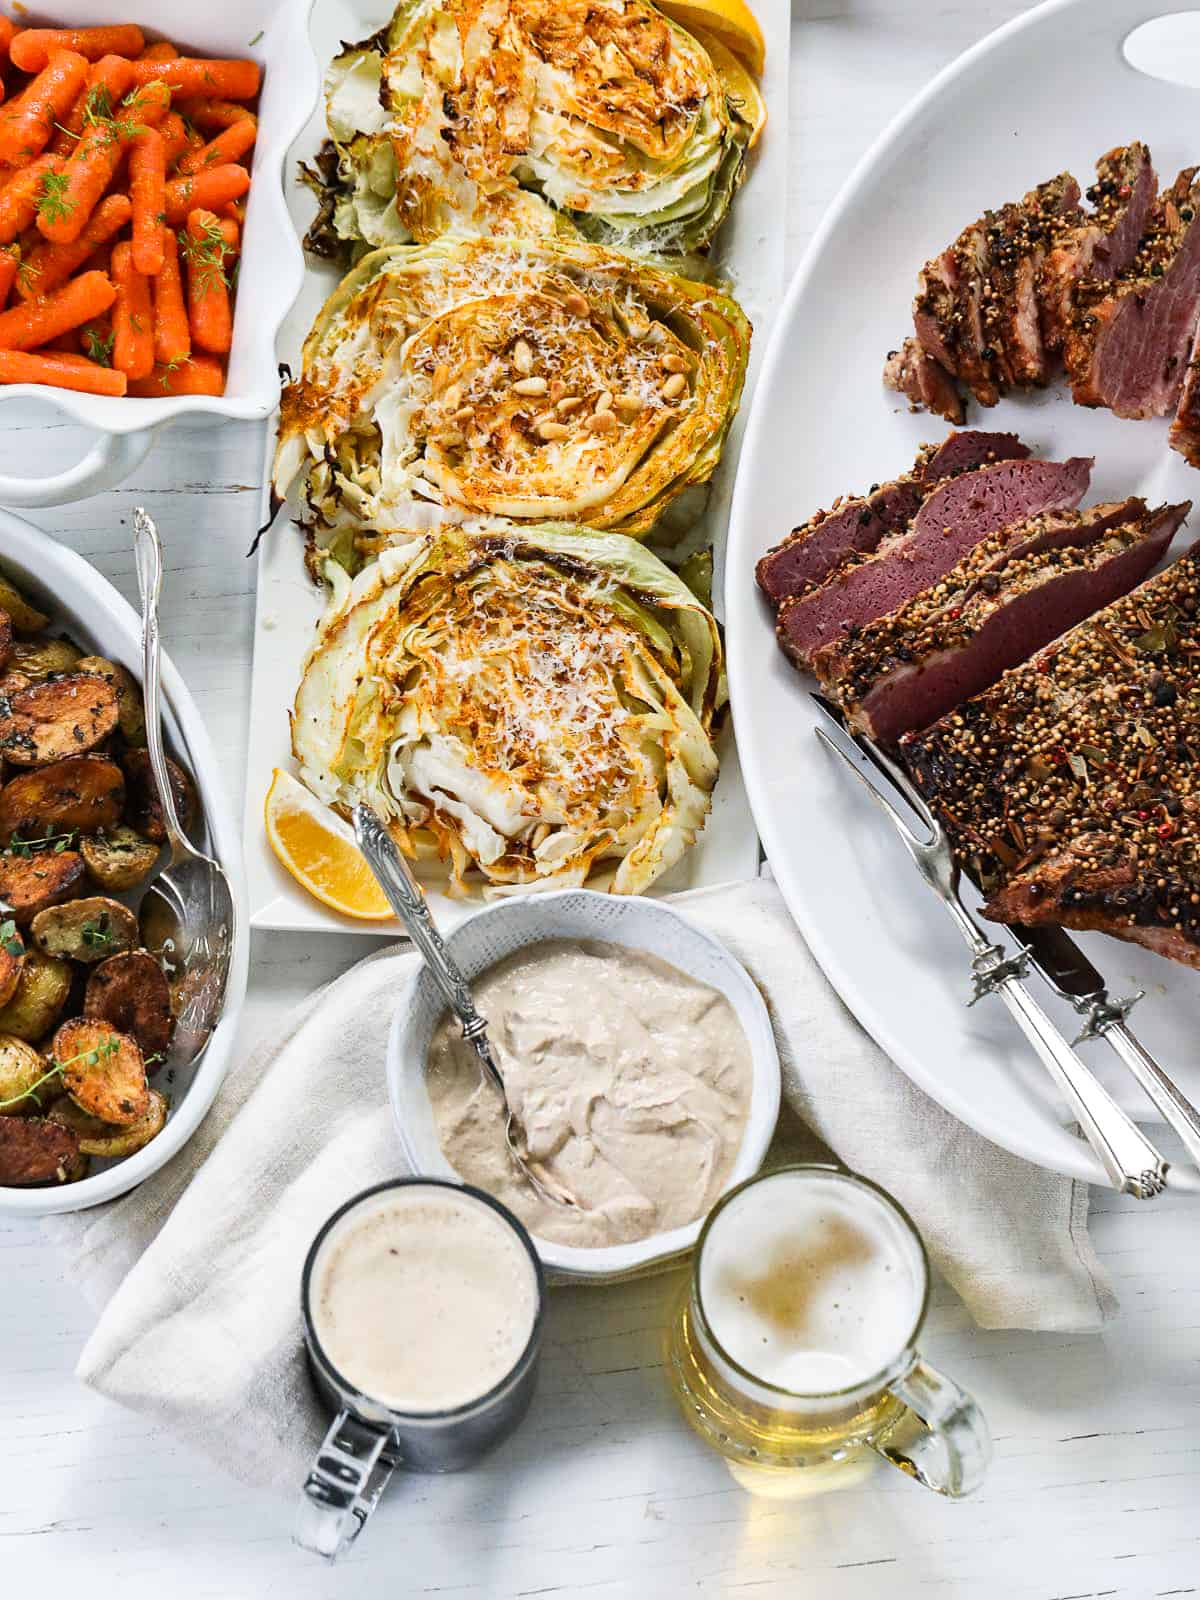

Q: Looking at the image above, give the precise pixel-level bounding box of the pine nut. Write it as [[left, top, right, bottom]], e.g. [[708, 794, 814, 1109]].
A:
[[661, 352, 688, 373], [513, 338, 533, 374], [538, 420, 570, 440], [614, 394, 644, 416], [452, 406, 474, 425], [513, 376, 548, 396], [663, 372, 687, 400], [586, 409, 617, 433], [564, 291, 590, 317], [556, 395, 583, 414], [596, 390, 613, 413], [443, 383, 463, 409]]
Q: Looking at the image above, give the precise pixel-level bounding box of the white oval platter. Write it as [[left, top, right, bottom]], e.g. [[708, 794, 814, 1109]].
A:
[[726, 0, 1200, 1185]]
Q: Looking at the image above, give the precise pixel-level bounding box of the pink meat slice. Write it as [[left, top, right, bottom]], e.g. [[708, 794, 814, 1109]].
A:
[[838, 503, 1186, 742], [756, 430, 1028, 605], [776, 456, 1093, 666], [1068, 168, 1200, 417]]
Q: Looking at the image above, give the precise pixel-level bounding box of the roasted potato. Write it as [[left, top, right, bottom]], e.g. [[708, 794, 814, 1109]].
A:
[[0, 673, 119, 766], [0, 920, 23, 1010], [53, 1017, 149, 1125], [84, 950, 172, 1057], [0, 949, 72, 1042], [11, 636, 82, 681], [79, 825, 159, 892], [0, 846, 85, 921], [0, 754, 125, 840], [122, 748, 195, 843], [31, 895, 139, 964], [47, 1086, 166, 1158], [0, 1032, 51, 1114], [0, 575, 48, 635], [76, 656, 146, 747], [0, 1113, 81, 1184]]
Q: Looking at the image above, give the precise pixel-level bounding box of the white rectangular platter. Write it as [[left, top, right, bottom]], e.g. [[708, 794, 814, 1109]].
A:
[[244, 0, 790, 934]]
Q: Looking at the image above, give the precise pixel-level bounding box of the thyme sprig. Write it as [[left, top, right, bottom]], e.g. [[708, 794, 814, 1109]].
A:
[[0, 1036, 119, 1112]]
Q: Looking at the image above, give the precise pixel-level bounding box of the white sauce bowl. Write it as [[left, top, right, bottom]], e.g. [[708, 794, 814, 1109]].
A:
[[387, 889, 781, 1281]]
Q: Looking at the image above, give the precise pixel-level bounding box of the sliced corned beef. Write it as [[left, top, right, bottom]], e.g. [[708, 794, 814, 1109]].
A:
[[775, 455, 1093, 666], [987, 173, 1082, 386], [1040, 144, 1156, 352], [883, 338, 966, 424], [815, 500, 1185, 742], [1067, 168, 1200, 416], [755, 430, 1028, 605], [1170, 317, 1200, 465]]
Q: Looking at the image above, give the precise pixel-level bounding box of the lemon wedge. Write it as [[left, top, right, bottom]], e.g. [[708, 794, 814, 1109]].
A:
[[657, 0, 765, 78], [695, 28, 767, 146], [264, 769, 393, 921]]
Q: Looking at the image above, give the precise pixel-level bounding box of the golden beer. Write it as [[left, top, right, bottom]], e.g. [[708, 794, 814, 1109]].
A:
[[664, 1165, 990, 1499]]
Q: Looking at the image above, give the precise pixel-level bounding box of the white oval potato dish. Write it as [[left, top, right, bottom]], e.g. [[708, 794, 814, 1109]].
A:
[[0, 0, 319, 507], [0, 508, 248, 1215], [725, 0, 1200, 1186], [387, 889, 781, 1280]]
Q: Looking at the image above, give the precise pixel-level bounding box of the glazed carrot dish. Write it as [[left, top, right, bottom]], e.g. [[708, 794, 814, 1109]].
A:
[[0, 20, 260, 398]]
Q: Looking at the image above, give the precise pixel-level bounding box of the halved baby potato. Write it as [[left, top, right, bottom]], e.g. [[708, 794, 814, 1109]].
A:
[[0, 847, 85, 921], [0, 949, 72, 1043], [11, 636, 82, 681], [0, 754, 125, 840], [47, 1086, 166, 1158], [0, 1113, 81, 1184], [84, 950, 172, 1058], [0, 673, 119, 766], [79, 825, 159, 892], [0, 575, 48, 635], [53, 1017, 149, 1126], [31, 895, 138, 964], [0, 1032, 52, 1114], [76, 656, 146, 747], [122, 749, 195, 842]]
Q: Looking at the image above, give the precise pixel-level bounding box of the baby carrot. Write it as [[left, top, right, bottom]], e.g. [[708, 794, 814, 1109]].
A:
[[39, 78, 170, 246], [184, 209, 236, 354], [0, 347, 127, 395], [157, 112, 197, 168], [0, 249, 17, 308], [164, 164, 249, 225], [129, 353, 224, 397], [50, 53, 138, 155], [17, 192, 131, 300], [178, 116, 256, 176], [173, 97, 255, 133], [110, 240, 153, 379], [153, 228, 189, 365], [128, 59, 261, 101], [11, 29, 145, 73], [129, 128, 165, 275], [0, 154, 62, 245], [138, 41, 178, 63], [0, 49, 89, 165], [0, 269, 115, 350]]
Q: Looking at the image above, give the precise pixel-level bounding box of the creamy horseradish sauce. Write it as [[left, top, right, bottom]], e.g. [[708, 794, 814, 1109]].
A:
[[426, 940, 753, 1248]]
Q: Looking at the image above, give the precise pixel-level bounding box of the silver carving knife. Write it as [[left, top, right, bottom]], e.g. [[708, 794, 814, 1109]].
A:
[[1004, 921, 1200, 1170]]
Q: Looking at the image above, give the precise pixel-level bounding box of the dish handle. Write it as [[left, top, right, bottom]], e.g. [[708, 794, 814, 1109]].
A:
[[0, 423, 157, 506]]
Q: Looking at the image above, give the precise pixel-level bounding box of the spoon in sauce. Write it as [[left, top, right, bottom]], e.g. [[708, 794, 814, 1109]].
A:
[[352, 803, 577, 1209]]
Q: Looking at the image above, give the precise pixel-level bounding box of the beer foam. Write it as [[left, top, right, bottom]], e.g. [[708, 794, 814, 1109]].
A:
[[311, 1186, 539, 1413], [698, 1171, 925, 1395]]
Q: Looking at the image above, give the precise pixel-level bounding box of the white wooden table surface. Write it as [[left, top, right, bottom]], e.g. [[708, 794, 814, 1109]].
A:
[[6, 3, 1200, 1595]]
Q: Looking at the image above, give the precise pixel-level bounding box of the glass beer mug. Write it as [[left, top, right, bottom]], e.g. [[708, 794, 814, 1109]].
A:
[[665, 1164, 991, 1499]]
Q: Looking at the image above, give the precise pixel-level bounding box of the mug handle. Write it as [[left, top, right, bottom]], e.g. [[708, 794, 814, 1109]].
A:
[[869, 1356, 992, 1498], [294, 1411, 399, 1560], [0, 425, 156, 507]]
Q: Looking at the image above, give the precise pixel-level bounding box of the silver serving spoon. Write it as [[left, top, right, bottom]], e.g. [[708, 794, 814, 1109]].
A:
[[352, 802, 577, 1209], [134, 507, 237, 1065]]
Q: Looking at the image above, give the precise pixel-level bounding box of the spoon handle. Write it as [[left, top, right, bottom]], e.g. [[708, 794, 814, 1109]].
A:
[[352, 804, 503, 1090], [133, 508, 189, 855]]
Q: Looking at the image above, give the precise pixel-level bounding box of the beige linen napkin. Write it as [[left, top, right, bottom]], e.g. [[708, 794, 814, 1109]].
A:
[[45, 877, 1115, 1495]]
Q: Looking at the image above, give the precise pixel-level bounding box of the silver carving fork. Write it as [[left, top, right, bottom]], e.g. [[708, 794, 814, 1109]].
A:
[[812, 704, 1169, 1199]]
